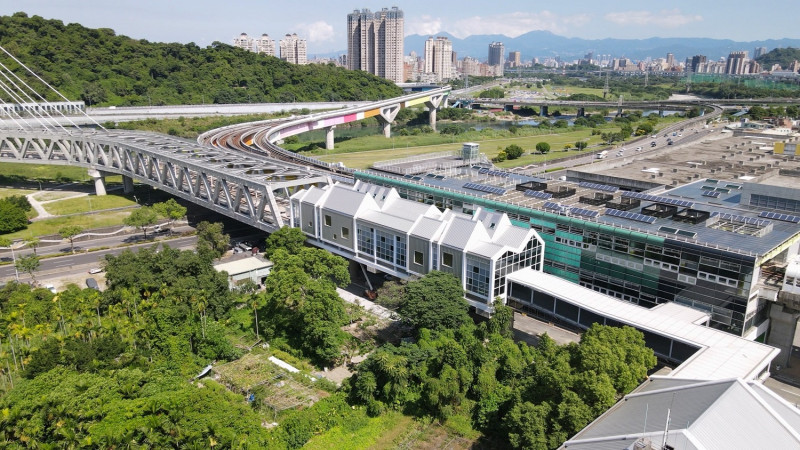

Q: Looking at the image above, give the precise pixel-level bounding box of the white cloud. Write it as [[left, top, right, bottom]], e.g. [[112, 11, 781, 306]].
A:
[[296, 20, 334, 43], [442, 11, 590, 38], [604, 9, 703, 28], [406, 15, 443, 36]]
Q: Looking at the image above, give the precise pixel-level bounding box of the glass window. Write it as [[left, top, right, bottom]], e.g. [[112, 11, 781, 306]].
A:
[[442, 252, 454, 267], [414, 251, 424, 265], [324, 215, 331, 227], [341, 227, 350, 238]]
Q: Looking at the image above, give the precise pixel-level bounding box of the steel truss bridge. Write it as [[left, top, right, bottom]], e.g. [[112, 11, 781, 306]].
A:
[[0, 88, 451, 233]]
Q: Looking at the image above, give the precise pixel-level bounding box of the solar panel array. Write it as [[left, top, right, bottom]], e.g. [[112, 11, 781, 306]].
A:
[[605, 208, 657, 224], [621, 191, 694, 207], [711, 211, 772, 227], [524, 190, 553, 200], [702, 191, 721, 198], [569, 207, 600, 218], [543, 201, 564, 211], [476, 168, 511, 178], [759, 211, 800, 223], [463, 182, 506, 195], [578, 182, 618, 193]]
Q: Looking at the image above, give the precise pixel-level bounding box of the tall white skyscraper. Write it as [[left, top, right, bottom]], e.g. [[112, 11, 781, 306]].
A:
[[280, 33, 307, 65], [424, 36, 453, 82], [347, 7, 404, 83]]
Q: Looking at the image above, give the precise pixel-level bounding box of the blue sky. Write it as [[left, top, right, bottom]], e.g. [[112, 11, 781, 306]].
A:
[[4, 1, 797, 54]]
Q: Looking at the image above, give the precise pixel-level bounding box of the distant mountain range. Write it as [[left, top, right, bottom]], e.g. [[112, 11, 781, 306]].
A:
[[403, 31, 800, 63]]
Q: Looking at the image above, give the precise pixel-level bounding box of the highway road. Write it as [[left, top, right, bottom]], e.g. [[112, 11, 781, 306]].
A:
[[0, 235, 197, 284], [528, 116, 724, 178]]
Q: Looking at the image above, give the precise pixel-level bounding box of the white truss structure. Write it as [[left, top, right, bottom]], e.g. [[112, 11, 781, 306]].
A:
[[0, 129, 331, 231]]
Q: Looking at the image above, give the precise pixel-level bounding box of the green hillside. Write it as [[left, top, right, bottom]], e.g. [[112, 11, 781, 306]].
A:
[[0, 12, 403, 106], [756, 47, 800, 69]]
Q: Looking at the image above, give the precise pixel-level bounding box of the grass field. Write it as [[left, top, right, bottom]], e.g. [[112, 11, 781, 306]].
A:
[[0, 187, 36, 198], [43, 194, 137, 215], [305, 412, 481, 450], [315, 128, 611, 170], [2, 210, 132, 240]]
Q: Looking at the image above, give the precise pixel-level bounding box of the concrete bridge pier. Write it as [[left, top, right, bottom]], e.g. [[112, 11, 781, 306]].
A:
[[325, 125, 336, 150], [88, 168, 107, 196], [577, 107, 585, 117], [616, 106, 623, 117], [122, 175, 134, 194], [540, 106, 548, 117], [378, 105, 400, 138], [425, 96, 444, 132]]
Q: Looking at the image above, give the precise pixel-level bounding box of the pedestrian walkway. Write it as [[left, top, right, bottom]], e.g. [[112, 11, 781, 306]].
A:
[[336, 287, 397, 321]]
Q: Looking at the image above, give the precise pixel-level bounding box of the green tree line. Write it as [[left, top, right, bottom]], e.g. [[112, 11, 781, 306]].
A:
[[0, 12, 403, 106]]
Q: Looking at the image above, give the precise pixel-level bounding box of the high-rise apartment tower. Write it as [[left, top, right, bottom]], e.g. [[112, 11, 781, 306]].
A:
[[279, 33, 307, 65], [347, 7, 405, 83], [424, 36, 453, 82], [488, 42, 505, 66]]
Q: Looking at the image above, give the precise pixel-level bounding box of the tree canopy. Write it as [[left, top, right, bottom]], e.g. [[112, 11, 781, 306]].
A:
[[0, 12, 403, 106], [398, 271, 470, 332]]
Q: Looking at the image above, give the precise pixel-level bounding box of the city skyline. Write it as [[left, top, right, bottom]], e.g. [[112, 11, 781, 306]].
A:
[[4, 1, 799, 55]]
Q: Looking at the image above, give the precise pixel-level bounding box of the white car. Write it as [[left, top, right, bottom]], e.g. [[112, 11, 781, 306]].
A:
[[88, 267, 103, 274], [635, 146, 642, 152], [44, 284, 57, 294]]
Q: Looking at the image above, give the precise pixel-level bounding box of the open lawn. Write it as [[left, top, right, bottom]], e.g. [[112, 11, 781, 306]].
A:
[[2, 210, 132, 240], [0, 187, 36, 198], [0, 162, 123, 184], [305, 412, 481, 450], [43, 194, 137, 215], [315, 128, 613, 170], [34, 190, 86, 202]]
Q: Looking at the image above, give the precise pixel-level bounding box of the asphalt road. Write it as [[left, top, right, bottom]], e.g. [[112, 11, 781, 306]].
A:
[[0, 235, 197, 284]]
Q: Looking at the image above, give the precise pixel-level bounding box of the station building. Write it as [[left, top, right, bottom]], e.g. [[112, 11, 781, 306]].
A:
[[351, 136, 800, 340], [289, 181, 543, 311]]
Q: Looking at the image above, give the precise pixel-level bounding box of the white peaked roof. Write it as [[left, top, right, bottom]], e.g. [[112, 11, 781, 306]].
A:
[[292, 182, 541, 261], [562, 377, 800, 450]]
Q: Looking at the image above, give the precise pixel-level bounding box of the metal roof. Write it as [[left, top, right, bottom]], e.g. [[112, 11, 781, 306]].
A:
[[563, 378, 800, 450], [359, 170, 800, 259], [213, 257, 273, 275]]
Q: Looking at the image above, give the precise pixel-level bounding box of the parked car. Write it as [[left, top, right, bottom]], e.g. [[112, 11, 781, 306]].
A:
[[86, 278, 100, 291], [45, 284, 57, 294], [88, 267, 103, 274]]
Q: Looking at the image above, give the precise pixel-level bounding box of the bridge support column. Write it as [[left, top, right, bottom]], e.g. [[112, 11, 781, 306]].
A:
[[767, 303, 800, 371], [540, 106, 548, 117], [425, 95, 444, 132], [577, 107, 585, 117], [88, 169, 106, 196], [378, 104, 400, 138], [122, 175, 134, 194], [616, 106, 623, 117], [325, 125, 336, 150]]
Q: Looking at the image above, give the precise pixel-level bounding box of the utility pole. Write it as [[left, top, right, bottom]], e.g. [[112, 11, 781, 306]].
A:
[[603, 71, 609, 99]]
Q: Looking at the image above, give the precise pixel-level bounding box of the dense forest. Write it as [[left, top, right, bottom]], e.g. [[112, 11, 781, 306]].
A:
[[756, 47, 800, 69], [0, 225, 658, 448], [0, 12, 403, 106]]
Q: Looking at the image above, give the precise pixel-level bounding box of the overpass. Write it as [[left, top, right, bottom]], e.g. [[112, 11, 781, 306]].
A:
[[0, 88, 451, 233], [455, 96, 797, 117]]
